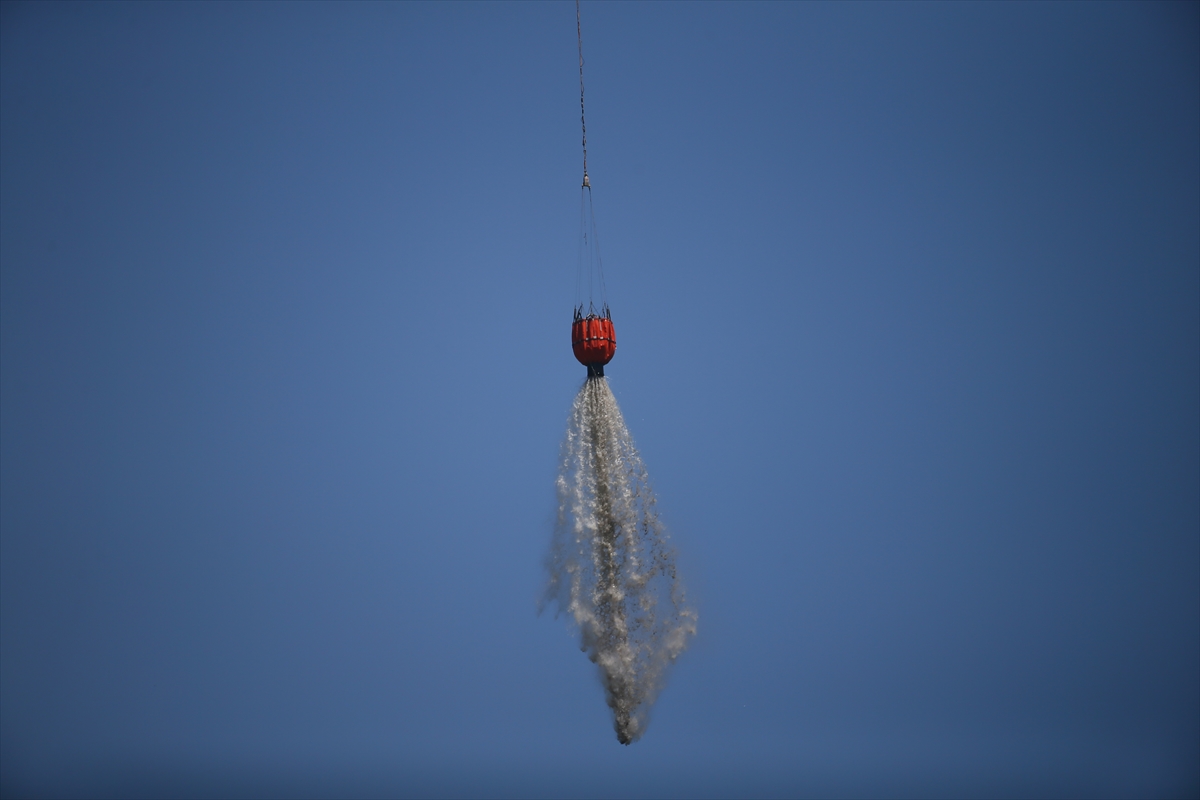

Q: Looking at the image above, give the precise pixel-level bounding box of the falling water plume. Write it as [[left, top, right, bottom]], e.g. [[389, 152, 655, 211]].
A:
[[542, 376, 697, 744]]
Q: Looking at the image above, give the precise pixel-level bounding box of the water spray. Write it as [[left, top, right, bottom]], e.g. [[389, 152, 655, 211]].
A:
[[543, 376, 696, 744]]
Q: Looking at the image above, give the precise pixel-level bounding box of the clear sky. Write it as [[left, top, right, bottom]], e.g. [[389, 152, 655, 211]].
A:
[[2, 2, 1197, 797]]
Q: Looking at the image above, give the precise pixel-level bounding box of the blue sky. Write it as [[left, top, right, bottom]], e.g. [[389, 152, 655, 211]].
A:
[[2, 2, 1197, 797]]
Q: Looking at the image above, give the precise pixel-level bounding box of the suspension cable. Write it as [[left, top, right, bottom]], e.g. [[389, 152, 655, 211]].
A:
[[575, 0, 606, 314], [576, 0, 589, 188]]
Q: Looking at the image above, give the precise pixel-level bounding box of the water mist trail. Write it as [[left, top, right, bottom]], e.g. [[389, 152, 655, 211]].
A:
[[543, 377, 696, 744]]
